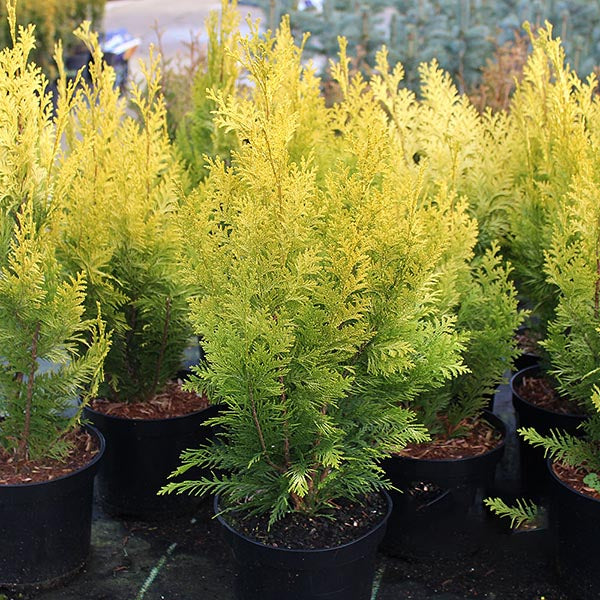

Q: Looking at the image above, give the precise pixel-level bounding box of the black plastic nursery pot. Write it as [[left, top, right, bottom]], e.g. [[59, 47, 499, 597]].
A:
[[513, 349, 540, 373], [382, 411, 506, 559], [547, 459, 600, 600], [511, 366, 587, 497], [0, 425, 105, 589], [513, 325, 541, 373], [215, 492, 392, 600], [83, 401, 219, 520]]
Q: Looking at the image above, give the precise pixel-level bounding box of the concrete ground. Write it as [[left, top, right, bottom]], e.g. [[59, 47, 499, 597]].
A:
[[103, 0, 263, 78], [0, 383, 567, 600]]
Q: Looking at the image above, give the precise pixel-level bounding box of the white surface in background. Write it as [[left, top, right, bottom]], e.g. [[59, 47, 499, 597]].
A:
[[104, 0, 263, 79]]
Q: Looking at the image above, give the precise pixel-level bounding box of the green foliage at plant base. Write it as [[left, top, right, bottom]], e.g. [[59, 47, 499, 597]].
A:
[[0, 16, 109, 464], [416, 245, 524, 435], [160, 20, 477, 524], [55, 26, 191, 404], [583, 472, 600, 493]]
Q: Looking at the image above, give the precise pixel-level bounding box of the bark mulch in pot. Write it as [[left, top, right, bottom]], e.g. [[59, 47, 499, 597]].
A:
[[515, 329, 542, 355], [399, 417, 502, 460], [89, 380, 209, 419], [553, 462, 600, 500], [0, 429, 99, 485], [516, 375, 585, 415]]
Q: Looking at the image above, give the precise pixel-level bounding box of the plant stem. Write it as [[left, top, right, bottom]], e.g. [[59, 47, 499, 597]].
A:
[[273, 313, 291, 467], [151, 296, 172, 399], [17, 322, 40, 462], [249, 385, 285, 473], [280, 374, 291, 468], [124, 304, 138, 391], [595, 219, 600, 320], [262, 127, 283, 210]]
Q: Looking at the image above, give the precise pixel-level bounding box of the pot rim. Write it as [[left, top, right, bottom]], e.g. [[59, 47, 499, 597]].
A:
[[392, 409, 506, 465], [547, 458, 600, 505], [83, 401, 215, 424], [0, 424, 105, 489], [214, 489, 392, 555], [511, 365, 588, 419], [83, 369, 214, 424]]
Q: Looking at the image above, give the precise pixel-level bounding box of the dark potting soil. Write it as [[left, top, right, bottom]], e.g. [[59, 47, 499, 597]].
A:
[[89, 379, 209, 419], [0, 429, 99, 485], [223, 492, 387, 550], [382, 544, 568, 600], [516, 375, 585, 415], [399, 416, 502, 460], [553, 461, 600, 501]]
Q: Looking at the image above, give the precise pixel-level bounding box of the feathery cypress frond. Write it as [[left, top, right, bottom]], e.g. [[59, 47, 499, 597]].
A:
[[484, 497, 539, 529], [55, 28, 190, 403]]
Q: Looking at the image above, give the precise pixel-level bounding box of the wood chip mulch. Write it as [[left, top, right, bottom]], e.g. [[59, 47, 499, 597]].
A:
[[515, 329, 541, 355], [89, 380, 209, 420], [516, 375, 586, 415], [553, 462, 600, 501], [0, 429, 99, 486], [398, 417, 502, 460]]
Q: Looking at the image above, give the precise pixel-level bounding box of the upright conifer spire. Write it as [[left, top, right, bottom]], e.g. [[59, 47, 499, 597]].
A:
[[0, 18, 109, 464], [55, 27, 190, 403], [162, 21, 474, 524]]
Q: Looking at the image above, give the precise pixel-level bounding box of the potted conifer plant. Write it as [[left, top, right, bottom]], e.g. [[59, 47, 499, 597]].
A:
[[0, 7, 110, 586], [327, 42, 523, 558], [382, 242, 523, 558], [160, 21, 469, 600], [504, 25, 597, 495], [487, 167, 600, 599], [54, 26, 216, 519], [0, 204, 110, 588]]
